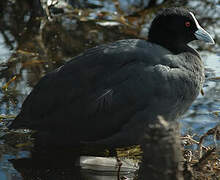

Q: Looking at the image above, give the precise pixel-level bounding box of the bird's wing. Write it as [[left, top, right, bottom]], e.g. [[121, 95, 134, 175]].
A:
[[12, 39, 154, 129]]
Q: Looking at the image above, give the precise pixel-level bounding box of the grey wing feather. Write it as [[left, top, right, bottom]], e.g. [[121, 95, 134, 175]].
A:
[[95, 89, 113, 112]]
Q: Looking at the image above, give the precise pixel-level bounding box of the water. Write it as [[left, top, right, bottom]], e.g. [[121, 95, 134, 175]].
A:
[[0, 0, 219, 179]]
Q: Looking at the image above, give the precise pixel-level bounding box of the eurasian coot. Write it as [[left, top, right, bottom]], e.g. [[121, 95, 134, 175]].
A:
[[9, 8, 214, 148]]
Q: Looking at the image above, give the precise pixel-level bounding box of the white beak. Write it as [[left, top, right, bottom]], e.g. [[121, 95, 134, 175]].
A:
[[190, 12, 215, 44]]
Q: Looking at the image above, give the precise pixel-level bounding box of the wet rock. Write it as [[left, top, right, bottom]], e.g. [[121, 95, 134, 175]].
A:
[[138, 116, 184, 180]]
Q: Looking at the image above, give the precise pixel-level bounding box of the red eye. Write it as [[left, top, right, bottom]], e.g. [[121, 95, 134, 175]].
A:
[[185, 21, 191, 27]]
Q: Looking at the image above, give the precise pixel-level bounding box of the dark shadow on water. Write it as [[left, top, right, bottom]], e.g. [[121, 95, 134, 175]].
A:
[[10, 151, 82, 180]]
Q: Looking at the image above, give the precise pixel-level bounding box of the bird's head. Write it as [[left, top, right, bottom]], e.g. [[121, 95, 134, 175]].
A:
[[148, 8, 214, 52]]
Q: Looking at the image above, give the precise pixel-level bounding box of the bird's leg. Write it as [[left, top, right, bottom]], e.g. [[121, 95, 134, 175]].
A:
[[109, 148, 123, 180], [117, 157, 123, 180]]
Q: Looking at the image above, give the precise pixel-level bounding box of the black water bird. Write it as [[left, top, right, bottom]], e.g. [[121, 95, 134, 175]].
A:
[[9, 8, 214, 148]]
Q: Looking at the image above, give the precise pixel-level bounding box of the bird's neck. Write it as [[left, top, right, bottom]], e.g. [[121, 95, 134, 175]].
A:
[[148, 37, 200, 58]]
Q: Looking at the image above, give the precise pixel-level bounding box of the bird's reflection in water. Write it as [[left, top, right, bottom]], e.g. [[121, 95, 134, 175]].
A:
[[10, 150, 82, 180], [9, 149, 137, 180]]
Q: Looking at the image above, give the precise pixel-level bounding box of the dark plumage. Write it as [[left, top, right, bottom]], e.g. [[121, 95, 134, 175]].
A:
[[9, 8, 214, 148]]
